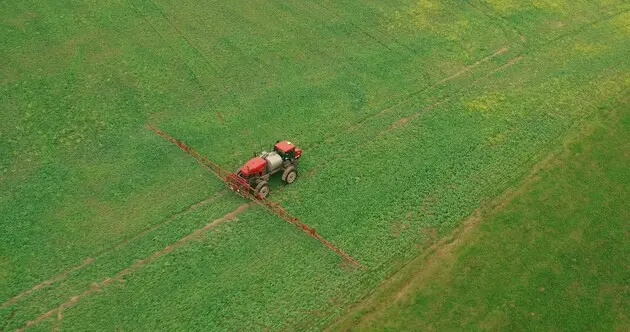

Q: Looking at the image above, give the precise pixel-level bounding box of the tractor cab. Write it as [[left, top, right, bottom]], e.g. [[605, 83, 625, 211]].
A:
[[274, 140, 302, 160]]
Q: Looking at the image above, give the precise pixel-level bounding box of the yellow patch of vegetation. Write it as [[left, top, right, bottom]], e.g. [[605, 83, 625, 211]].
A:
[[531, 0, 570, 11], [483, 0, 524, 14], [487, 132, 506, 146], [573, 42, 608, 56], [599, 0, 627, 7], [484, 0, 578, 14], [389, 0, 470, 41], [464, 92, 505, 112], [611, 11, 630, 34]]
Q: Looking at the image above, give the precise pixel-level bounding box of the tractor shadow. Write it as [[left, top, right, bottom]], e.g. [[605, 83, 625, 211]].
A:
[[267, 176, 286, 194]]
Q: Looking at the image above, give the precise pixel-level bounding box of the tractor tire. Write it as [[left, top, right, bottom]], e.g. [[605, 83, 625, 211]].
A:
[[282, 167, 297, 184], [254, 181, 270, 198]]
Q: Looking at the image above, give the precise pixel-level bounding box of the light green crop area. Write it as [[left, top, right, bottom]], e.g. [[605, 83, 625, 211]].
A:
[[1, 0, 629, 330]]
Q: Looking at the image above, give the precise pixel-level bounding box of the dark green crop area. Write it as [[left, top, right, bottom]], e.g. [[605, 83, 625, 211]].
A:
[[1, 0, 629, 330]]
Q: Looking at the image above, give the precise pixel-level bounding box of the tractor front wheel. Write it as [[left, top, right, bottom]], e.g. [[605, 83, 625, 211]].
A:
[[254, 181, 269, 198], [282, 167, 297, 184]]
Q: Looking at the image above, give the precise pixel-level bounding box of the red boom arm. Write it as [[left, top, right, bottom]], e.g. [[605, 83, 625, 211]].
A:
[[147, 124, 366, 270]]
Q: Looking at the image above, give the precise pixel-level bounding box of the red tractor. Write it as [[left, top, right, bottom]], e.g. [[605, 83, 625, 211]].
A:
[[236, 140, 302, 198]]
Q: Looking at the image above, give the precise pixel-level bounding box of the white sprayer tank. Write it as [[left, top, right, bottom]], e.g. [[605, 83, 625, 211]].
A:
[[263, 151, 283, 173]]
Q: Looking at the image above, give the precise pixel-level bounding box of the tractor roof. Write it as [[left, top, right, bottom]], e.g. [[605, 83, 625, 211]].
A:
[[240, 157, 266, 176], [274, 140, 295, 153]]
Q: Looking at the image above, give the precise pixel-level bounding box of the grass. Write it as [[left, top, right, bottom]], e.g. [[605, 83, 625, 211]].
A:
[[1, 0, 629, 330], [331, 93, 630, 331]]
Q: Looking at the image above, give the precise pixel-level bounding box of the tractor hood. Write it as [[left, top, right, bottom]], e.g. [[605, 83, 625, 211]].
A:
[[239, 157, 266, 176]]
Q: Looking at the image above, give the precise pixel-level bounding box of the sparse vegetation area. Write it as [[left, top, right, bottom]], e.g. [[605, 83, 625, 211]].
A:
[[1, 0, 629, 330]]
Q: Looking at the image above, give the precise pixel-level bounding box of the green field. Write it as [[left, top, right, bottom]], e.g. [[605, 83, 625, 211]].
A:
[[331, 94, 630, 331], [1, 0, 629, 330]]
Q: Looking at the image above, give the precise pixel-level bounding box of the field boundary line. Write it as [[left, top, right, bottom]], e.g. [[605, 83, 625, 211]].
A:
[[2, 191, 224, 308], [17, 203, 253, 331]]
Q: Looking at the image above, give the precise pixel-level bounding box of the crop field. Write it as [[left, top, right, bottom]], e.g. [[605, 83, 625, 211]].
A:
[[332, 94, 630, 331], [1, 0, 629, 330]]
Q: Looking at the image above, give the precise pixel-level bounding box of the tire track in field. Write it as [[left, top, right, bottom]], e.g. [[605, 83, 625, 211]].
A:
[[11, 5, 626, 326], [2, 192, 224, 308], [1, 309, 16, 331], [6, 110, 346, 309], [100, 190, 226, 254], [464, 0, 525, 42], [314, 44, 511, 145], [141, 0, 232, 94], [372, 6, 627, 135], [321, 7, 630, 149], [389, 149, 558, 300], [373, 53, 523, 136], [346, 82, 630, 330], [131, 3, 206, 95], [1, 258, 93, 308], [310, 0, 419, 57], [17, 203, 253, 331], [472, 55, 524, 85], [545, 9, 630, 46], [377, 99, 448, 136], [303, 49, 521, 180], [438, 46, 509, 84]]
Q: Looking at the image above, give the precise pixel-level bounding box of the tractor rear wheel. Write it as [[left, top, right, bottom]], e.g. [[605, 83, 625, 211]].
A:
[[254, 181, 269, 198], [282, 167, 297, 184]]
